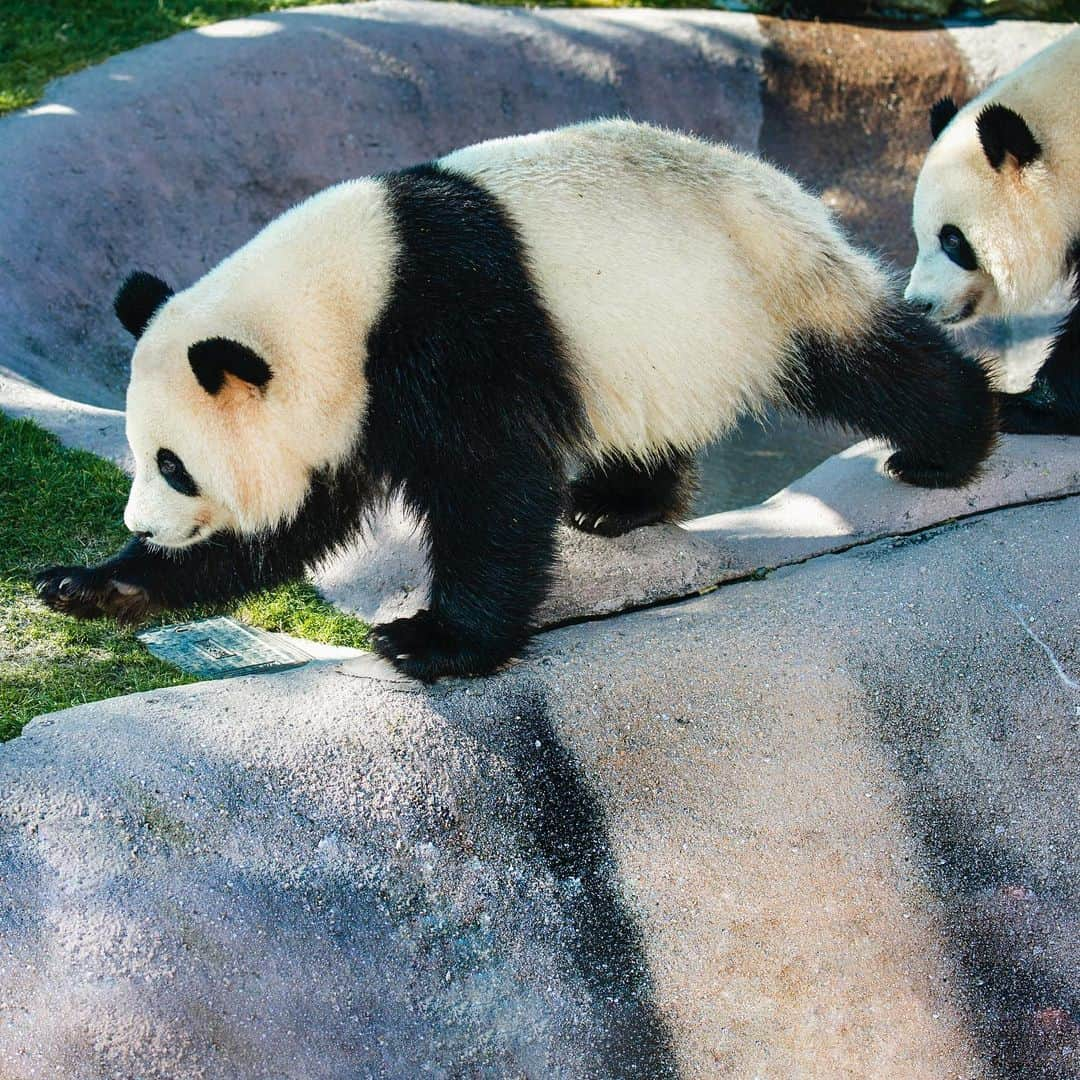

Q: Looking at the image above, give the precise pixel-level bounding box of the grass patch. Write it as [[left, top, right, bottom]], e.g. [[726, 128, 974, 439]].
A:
[[236, 581, 371, 649], [0, 1, 357, 115], [0, 415, 368, 740]]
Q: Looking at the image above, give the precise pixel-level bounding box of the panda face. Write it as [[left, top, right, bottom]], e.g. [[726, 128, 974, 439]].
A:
[[124, 380, 240, 549], [121, 292, 323, 547], [906, 100, 1060, 324], [905, 158, 1000, 328], [123, 444, 227, 549]]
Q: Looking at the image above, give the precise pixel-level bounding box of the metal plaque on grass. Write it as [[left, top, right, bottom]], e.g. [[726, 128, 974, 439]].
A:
[[138, 616, 311, 679]]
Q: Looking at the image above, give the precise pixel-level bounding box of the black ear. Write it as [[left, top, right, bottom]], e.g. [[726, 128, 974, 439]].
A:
[[929, 96, 958, 141], [976, 103, 1040, 170], [188, 337, 272, 396], [114, 271, 174, 338]]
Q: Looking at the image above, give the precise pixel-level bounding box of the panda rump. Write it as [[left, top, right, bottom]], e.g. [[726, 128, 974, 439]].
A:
[[35, 120, 997, 681]]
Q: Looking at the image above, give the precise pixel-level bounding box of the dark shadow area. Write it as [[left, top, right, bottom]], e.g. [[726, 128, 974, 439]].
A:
[[695, 408, 852, 512], [448, 684, 680, 1078], [859, 602, 1080, 1079]]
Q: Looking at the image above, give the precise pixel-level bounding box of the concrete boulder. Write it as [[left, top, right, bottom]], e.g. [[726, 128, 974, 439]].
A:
[[1, 7, 1078, 1077]]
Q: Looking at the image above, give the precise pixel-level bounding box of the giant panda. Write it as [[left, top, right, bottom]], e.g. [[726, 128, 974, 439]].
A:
[[36, 120, 997, 681], [905, 30, 1080, 435]]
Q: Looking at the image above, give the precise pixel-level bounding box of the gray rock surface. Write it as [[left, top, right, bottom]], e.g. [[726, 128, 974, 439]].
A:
[[318, 435, 1080, 628], [2, 11, 1079, 1076], [2, 493, 1077, 1077], [0, 1, 763, 410]]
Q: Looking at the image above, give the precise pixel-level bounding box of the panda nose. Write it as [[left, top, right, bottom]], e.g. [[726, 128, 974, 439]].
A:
[[909, 299, 934, 316], [134, 529, 154, 540]]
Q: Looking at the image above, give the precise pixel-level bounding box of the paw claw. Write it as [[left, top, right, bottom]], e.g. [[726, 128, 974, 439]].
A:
[[32, 565, 154, 623]]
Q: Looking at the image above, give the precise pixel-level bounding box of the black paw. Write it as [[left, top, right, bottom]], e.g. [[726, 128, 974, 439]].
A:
[[885, 451, 979, 490], [568, 505, 660, 537], [997, 387, 1080, 436], [34, 565, 155, 624], [371, 609, 518, 682]]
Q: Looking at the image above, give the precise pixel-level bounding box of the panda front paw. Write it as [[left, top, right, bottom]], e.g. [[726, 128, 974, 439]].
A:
[[371, 609, 518, 682], [34, 565, 156, 624], [884, 451, 977, 490]]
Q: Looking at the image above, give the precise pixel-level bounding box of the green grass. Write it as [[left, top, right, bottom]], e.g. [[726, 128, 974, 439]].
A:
[[236, 581, 371, 649], [0, 415, 368, 740], [0, 1, 360, 115]]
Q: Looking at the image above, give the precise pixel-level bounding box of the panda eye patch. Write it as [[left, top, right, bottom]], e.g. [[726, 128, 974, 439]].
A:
[[157, 448, 199, 496], [939, 225, 977, 271]]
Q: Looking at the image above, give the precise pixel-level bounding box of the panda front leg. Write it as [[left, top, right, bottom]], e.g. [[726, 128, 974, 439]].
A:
[[784, 306, 999, 488], [370, 456, 565, 682], [568, 450, 698, 536], [34, 539, 169, 623], [35, 530, 298, 624], [997, 299, 1080, 435]]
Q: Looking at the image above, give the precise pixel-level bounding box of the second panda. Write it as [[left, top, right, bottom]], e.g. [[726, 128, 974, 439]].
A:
[[36, 120, 997, 680]]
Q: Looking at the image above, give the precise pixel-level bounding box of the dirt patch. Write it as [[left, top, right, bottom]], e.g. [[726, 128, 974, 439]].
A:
[[758, 18, 970, 268]]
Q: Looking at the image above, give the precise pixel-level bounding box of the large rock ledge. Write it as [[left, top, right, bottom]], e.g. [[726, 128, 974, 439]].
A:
[[2, 494, 1077, 1077], [0, 4, 1074, 628], [318, 434, 1080, 626], [1, 8, 1078, 1077]]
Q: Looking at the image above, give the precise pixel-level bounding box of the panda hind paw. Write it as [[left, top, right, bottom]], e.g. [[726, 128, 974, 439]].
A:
[[371, 610, 518, 682], [884, 451, 978, 490], [34, 565, 155, 624], [569, 507, 653, 537]]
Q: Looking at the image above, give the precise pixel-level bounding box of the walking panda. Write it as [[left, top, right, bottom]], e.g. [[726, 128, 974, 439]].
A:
[[906, 30, 1080, 434], [36, 120, 997, 680]]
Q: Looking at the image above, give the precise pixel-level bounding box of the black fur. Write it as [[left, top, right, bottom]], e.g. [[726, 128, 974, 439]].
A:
[[998, 241, 1080, 436], [976, 104, 1041, 171], [783, 302, 998, 488], [939, 224, 978, 273], [362, 165, 585, 679], [188, 338, 273, 395], [157, 448, 199, 497], [114, 271, 174, 339], [930, 96, 959, 141], [569, 451, 698, 537], [39, 164, 586, 681]]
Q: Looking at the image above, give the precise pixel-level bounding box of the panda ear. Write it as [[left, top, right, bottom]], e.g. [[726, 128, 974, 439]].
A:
[[114, 271, 174, 339], [929, 96, 958, 141], [188, 337, 272, 396], [976, 104, 1041, 170]]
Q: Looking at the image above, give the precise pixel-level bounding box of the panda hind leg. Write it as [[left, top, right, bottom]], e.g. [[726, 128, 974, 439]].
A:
[[569, 450, 698, 537]]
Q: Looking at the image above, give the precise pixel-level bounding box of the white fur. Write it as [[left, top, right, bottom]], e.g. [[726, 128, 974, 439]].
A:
[[126, 121, 892, 544], [906, 30, 1080, 323], [444, 121, 888, 461], [126, 179, 397, 541]]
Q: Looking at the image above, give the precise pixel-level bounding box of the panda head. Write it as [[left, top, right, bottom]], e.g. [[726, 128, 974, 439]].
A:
[[906, 97, 1057, 325], [114, 269, 361, 548]]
